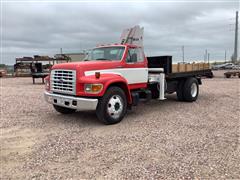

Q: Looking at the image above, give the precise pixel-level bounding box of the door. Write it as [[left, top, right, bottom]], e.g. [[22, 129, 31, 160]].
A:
[[122, 47, 148, 88]]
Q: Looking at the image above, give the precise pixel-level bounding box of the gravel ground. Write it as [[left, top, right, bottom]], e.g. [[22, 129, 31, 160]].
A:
[[1, 70, 239, 179]]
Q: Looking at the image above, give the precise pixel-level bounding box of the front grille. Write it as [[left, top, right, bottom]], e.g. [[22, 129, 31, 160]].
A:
[[50, 69, 76, 95]]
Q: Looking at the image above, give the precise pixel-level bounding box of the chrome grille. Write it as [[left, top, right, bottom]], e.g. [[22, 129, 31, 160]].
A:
[[50, 69, 76, 95]]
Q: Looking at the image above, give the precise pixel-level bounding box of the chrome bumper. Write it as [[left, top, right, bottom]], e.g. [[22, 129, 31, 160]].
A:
[[44, 91, 98, 110]]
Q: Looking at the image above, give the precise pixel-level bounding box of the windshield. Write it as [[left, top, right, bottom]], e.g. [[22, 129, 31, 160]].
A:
[[84, 46, 125, 61]]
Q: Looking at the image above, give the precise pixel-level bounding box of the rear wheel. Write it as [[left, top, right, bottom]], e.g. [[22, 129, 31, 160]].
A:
[[53, 105, 76, 114], [96, 86, 127, 125], [207, 72, 214, 78], [149, 83, 159, 99], [149, 81, 167, 99], [183, 78, 199, 102], [176, 80, 185, 101], [225, 74, 231, 78]]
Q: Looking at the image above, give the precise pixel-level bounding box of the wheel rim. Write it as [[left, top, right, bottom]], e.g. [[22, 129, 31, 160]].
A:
[[107, 95, 123, 119], [191, 83, 197, 97]]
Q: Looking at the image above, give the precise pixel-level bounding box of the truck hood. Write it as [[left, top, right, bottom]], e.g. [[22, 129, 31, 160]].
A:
[[52, 60, 120, 75]]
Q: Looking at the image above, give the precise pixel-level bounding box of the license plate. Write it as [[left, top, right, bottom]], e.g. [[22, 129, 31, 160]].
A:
[[54, 97, 65, 105], [59, 97, 64, 104]]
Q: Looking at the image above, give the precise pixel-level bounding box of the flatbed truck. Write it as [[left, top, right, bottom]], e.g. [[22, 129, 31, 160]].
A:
[[44, 42, 212, 124]]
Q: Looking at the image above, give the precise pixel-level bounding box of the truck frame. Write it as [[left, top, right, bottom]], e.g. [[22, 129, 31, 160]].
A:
[[44, 43, 212, 124]]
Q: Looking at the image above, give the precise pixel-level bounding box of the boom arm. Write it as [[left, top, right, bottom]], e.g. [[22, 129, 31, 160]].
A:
[[120, 25, 144, 48]]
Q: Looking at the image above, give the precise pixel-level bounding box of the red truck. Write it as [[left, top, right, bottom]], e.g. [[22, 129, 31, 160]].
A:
[[44, 43, 212, 124]]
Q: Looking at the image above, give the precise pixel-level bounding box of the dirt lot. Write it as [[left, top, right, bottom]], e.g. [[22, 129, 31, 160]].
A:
[[1, 70, 239, 179]]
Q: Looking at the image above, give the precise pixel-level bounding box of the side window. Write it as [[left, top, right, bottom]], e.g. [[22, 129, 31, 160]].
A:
[[126, 48, 144, 63], [126, 50, 133, 63], [136, 48, 144, 62]]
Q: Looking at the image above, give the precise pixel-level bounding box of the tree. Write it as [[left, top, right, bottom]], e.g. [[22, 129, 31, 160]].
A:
[[0, 64, 6, 68]]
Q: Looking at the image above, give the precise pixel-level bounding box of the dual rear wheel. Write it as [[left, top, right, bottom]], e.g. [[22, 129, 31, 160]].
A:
[[177, 77, 199, 102]]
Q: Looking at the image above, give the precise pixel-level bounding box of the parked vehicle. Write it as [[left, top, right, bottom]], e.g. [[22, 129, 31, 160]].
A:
[[224, 63, 235, 69], [224, 71, 240, 78], [0, 69, 7, 77], [212, 63, 234, 70], [44, 26, 213, 124], [232, 65, 240, 70]]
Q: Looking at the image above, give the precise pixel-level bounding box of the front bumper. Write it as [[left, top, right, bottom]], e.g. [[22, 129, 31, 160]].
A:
[[44, 91, 98, 110]]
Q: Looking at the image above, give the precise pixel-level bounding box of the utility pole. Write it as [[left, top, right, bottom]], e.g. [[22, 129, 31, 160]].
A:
[[182, 45, 185, 63], [225, 50, 227, 63], [233, 11, 238, 63], [204, 49, 208, 62]]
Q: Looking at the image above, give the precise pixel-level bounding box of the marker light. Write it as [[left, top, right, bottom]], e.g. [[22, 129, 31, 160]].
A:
[[95, 72, 100, 79]]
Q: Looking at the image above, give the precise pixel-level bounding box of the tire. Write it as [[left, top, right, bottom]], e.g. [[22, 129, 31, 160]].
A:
[[150, 84, 159, 99], [225, 74, 231, 78], [53, 105, 76, 114], [96, 86, 127, 125], [149, 81, 167, 99], [182, 78, 199, 102], [207, 72, 214, 78], [176, 80, 185, 101]]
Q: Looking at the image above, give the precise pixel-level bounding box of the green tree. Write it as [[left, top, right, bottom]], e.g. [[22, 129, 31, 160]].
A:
[[0, 64, 6, 68]]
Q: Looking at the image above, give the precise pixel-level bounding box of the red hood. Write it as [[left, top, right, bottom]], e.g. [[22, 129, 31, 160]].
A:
[[52, 60, 121, 75]]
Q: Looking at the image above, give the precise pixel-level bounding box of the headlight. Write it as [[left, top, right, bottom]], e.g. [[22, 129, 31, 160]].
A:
[[84, 84, 103, 94]]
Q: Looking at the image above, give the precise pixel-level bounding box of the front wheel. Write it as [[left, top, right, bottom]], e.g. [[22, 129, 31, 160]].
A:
[[96, 86, 127, 125]]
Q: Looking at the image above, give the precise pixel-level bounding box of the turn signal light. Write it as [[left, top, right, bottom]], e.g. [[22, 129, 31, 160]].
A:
[[92, 84, 102, 92], [84, 84, 103, 94]]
